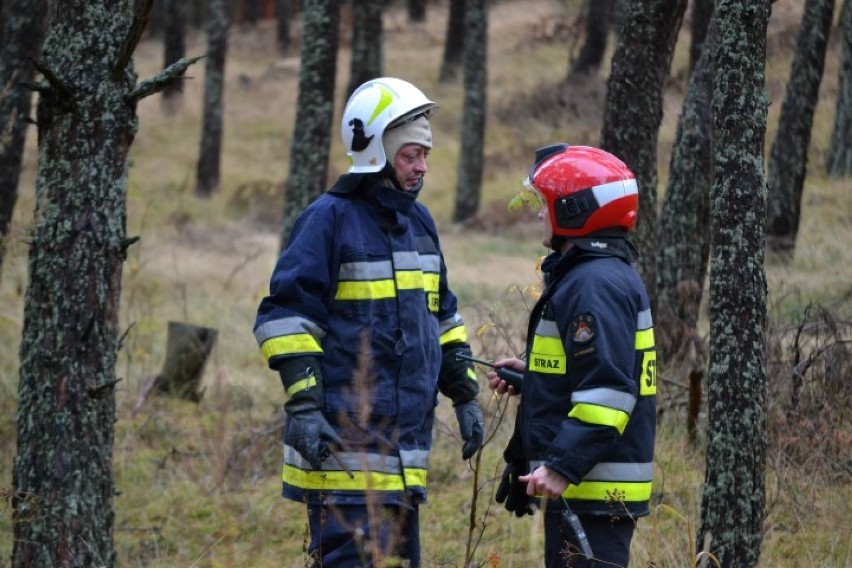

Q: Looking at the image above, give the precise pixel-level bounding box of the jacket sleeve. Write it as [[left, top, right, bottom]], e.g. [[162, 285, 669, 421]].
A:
[[415, 203, 469, 348], [542, 277, 639, 484], [253, 202, 336, 370]]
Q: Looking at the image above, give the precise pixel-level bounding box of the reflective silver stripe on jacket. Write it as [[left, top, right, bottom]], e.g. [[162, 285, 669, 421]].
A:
[[535, 318, 560, 338], [284, 446, 429, 472], [637, 308, 653, 330], [417, 254, 441, 274], [439, 313, 465, 335], [392, 251, 423, 271], [339, 260, 393, 281], [529, 461, 653, 482], [571, 387, 637, 414], [254, 316, 326, 347]]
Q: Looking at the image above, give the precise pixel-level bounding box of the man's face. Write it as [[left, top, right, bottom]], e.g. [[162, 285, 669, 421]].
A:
[[539, 203, 553, 248], [392, 143, 429, 190]]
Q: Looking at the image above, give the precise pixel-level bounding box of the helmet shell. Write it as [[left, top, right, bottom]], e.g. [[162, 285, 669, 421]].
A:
[[341, 77, 438, 173], [526, 145, 639, 238]]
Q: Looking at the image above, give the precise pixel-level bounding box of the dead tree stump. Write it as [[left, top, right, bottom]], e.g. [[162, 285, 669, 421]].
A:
[[155, 321, 218, 402]]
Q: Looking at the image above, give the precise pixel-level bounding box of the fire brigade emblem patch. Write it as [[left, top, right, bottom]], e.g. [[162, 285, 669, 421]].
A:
[[571, 313, 596, 343]]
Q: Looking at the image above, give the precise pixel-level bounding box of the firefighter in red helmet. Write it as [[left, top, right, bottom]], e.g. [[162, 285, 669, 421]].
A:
[[487, 144, 657, 568]]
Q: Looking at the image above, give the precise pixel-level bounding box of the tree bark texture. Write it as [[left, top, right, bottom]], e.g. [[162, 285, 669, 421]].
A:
[[279, 0, 339, 249], [453, 0, 487, 223], [689, 0, 713, 75], [570, 0, 615, 76], [12, 1, 140, 565], [196, 0, 229, 197], [438, 0, 465, 83], [160, 0, 188, 112], [656, 13, 716, 362], [699, 2, 771, 567], [600, 0, 687, 304], [346, 0, 383, 102], [826, 0, 852, 177], [766, 0, 835, 253], [0, 0, 46, 278]]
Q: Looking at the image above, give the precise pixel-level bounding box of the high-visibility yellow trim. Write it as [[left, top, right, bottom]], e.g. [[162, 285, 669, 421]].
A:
[[283, 465, 427, 491], [369, 86, 394, 126], [440, 326, 468, 345], [568, 402, 630, 434], [640, 350, 657, 396], [563, 480, 652, 502], [335, 279, 396, 300], [466, 368, 478, 382], [261, 334, 323, 360], [395, 270, 425, 290], [427, 292, 439, 313], [403, 468, 428, 488], [422, 273, 440, 293], [532, 335, 565, 355], [285, 376, 316, 397], [635, 328, 655, 350], [529, 354, 566, 374]]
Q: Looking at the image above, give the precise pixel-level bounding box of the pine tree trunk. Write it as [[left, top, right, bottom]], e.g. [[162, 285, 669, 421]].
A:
[[161, 0, 188, 113], [699, 2, 771, 566], [453, 0, 487, 223], [279, 0, 339, 248], [12, 1, 140, 565], [600, 0, 687, 305], [570, 0, 614, 76], [275, 0, 292, 54], [243, 0, 261, 26], [656, 13, 716, 362], [346, 0, 383, 102], [766, 0, 834, 254], [689, 0, 713, 75], [0, 0, 46, 278], [826, 0, 852, 177], [438, 0, 465, 83], [407, 0, 426, 23], [196, 0, 229, 197]]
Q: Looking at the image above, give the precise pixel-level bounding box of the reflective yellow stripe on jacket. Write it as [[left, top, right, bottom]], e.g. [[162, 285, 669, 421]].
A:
[[530, 460, 653, 502], [528, 319, 566, 374], [255, 316, 325, 361], [283, 447, 429, 492]]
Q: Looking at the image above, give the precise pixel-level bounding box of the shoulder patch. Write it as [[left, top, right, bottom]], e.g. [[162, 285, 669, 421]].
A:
[[571, 313, 596, 344]]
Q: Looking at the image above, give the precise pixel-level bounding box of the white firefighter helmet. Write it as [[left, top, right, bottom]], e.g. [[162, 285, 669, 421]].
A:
[[341, 77, 438, 173]]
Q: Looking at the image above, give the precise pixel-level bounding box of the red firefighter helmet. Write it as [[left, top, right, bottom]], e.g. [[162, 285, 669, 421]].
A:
[[524, 144, 639, 238]]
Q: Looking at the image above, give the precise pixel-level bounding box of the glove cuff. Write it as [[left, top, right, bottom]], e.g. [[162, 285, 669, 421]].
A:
[[276, 356, 324, 413], [439, 345, 480, 405]]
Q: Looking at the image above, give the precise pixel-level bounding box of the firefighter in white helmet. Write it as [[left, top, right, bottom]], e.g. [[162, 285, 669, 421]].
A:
[[254, 78, 483, 566], [487, 144, 657, 567]]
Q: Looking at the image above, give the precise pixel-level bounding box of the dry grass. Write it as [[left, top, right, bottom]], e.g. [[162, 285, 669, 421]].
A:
[[1, 0, 851, 566]]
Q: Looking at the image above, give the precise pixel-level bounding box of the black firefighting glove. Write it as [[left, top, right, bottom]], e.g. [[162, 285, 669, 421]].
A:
[[495, 460, 535, 517], [439, 345, 484, 459], [455, 400, 484, 459], [277, 356, 341, 470]]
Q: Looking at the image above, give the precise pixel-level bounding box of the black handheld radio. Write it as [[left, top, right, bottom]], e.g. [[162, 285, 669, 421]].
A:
[[455, 353, 524, 394]]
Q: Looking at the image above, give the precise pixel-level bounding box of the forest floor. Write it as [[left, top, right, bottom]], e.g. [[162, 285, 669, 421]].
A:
[[1, 0, 850, 566]]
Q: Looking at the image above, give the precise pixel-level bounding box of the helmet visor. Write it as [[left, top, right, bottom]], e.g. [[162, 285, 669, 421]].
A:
[[386, 104, 439, 130]]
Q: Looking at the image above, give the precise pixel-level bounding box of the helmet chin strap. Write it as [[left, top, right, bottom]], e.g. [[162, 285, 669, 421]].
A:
[[550, 236, 568, 253]]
